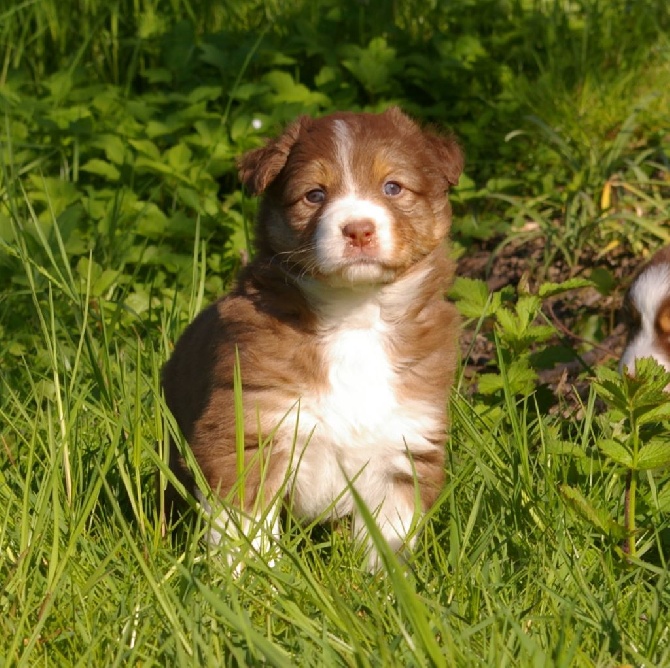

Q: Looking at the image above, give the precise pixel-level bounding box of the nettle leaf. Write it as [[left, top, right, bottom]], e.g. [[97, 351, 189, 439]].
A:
[[596, 439, 632, 467], [166, 144, 193, 173], [538, 277, 594, 298], [635, 401, 670, 425], [495, 302, 554, 350], [27, 176, 80, 216], [76, 257, 118, 297], [229, 82, 272, 102], [341, 37, 398, 96], [145, 120, 173, 138], [81, 159, 120, 181], [590, 267, 616, 296], [478, 359, 537, 395], [545, 442, 587, 458], [141, 68, 172, 84], [559, 485, 626, 540], [46, 106, 93, 130], [449, 277, 500, 318], [656, 484, 670, 512], [198, 43, 228, 71], [450, 173, 478, 202], [124, 290, 152, 315], [314, 65, 341, 89], [92, 134, 126, 164], [495, 307, 521, 337], [515, 295, 542, 326], [262, 71, 330, 107], [636, 440, 670, 470], [134, 202, 168, 237], [186, 86, 224, 104], [128, 138, 161, 159], [594, 366, 629, 412], [624, 357, 670, 405]]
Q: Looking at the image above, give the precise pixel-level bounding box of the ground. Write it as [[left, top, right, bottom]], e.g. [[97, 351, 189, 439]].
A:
[[456, 233, 642, 401]]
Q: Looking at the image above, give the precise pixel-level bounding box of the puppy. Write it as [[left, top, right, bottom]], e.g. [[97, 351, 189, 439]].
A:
[[162, 107, 463, 568], [620, 245, 670, 374]]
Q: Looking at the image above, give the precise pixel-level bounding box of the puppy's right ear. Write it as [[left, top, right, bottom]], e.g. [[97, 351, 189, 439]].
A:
[[237, 116, 310, 196]]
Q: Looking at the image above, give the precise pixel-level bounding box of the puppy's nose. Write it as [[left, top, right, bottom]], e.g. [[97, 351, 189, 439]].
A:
[[342, 220, 376, 248]]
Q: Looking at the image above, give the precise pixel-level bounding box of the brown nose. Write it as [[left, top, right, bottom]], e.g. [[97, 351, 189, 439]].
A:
[[342, 220, 376, 248]]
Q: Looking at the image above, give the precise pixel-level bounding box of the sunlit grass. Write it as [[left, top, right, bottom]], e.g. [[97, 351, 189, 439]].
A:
[[1, 0, 670, 665]]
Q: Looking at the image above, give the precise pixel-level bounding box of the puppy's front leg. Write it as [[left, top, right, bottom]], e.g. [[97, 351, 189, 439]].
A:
[[353, 482, 420, 571], [197, 490, 283, 572]]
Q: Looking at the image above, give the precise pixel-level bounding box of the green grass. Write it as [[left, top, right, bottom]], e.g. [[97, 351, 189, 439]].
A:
[[1, 0, 670, 665]]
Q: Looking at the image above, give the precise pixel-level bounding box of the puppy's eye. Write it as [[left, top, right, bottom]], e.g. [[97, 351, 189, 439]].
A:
[[383, 181, 402, 197], [305, 188, 326, 204], [657, 301, 670, 335]]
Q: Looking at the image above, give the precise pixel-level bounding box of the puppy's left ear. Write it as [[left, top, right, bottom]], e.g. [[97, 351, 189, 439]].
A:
[[237, 116, 310, 195], [428, 132, 464, 188]]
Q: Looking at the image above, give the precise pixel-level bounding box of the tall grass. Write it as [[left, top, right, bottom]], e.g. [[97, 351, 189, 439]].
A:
[[1, 0, 670, 665], [3, 179, 670, 665]]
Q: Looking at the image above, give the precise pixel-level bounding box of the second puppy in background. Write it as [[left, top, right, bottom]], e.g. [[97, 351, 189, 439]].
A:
[[162, 107, 463, 568], [620, 245, 670, 374]]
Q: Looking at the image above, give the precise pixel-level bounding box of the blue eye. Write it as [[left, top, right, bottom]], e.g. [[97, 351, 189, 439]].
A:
[[383, 181, 402, 196], [305, 188, 326, 204]]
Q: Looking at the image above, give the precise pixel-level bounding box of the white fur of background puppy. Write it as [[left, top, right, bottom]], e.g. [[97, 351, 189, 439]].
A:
[[162, 108, 464, 569], [620, 245, 670, 374]]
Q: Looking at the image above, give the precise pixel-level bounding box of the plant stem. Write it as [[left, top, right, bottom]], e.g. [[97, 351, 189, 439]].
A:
[[622, 470, 635, 556]]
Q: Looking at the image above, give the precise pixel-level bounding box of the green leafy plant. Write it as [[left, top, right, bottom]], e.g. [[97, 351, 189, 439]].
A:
[[590, 359, 670, 557], [451, 275, 593, 398]]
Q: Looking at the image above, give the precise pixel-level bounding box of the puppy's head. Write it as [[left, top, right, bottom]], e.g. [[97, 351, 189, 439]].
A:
[[620, 245, 670, 374], [238, 107, 463, 287]]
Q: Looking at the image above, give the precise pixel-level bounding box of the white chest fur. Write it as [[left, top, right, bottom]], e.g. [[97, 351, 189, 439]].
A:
[[284, 295, 442, 521]]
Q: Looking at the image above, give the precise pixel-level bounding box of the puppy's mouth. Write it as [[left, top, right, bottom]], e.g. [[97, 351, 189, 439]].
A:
[[322, 257, 397, 286]]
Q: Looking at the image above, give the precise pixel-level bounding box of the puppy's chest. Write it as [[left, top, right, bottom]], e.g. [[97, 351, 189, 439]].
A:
[[296, 306, 441, 457], [315, 326, 398, 436]]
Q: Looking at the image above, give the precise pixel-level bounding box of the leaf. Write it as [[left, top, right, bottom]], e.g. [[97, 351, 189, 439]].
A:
[[538, 277, 594, 298], [485, 177, 522, 191], [593, 366, 630, 411], [627, 357, 670, 405], [165, 144, 193, 173], [145, 120, 173, 138], [341, 37, 398, 96], [559, 485, 626, 540], [515, 295, 542, 325], [656, 483, 670, 512], [636, 440, 670, 470], [635, 401, 670, 425], [590, 267, 616, 296], [134, 202, 169, 237], [141, 68, 172, 84], [261, 71, 330, 107], [128, 138, 161, 159], [124, 290, 151, 315], [92, 134, 126, 164], [228, 82, 272, 102], [81, 159, 120, 181], [544, 442, 587, 458], [596, 439, 632, 467], [478, 359, 537, 395], [27, 176, 80, 216], [448, 277, 499, 318]]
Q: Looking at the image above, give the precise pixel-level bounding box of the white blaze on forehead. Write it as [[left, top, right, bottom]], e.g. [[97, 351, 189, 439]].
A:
[[333, 119, 356, 193], [620, 263, 670, 373]]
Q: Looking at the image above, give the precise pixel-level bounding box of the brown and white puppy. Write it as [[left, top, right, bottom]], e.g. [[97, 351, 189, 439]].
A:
[[162, 107, 463, 567], [620, 245, 670, 374]]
